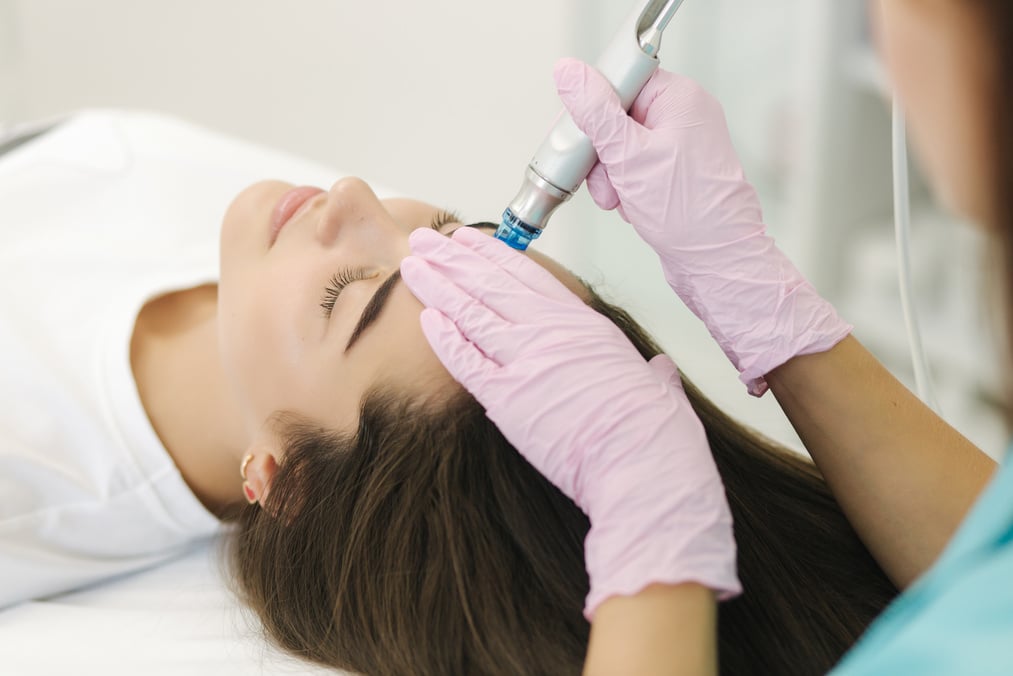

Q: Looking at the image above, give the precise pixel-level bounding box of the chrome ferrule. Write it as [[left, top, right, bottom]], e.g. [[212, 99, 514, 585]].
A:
[[637, 0, 688, 57], [505, 167, 572, 234]]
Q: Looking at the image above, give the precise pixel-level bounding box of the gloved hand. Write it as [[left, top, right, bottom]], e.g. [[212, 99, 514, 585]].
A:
[[400, 226, 741, 620], [554, 57, 852, 395]]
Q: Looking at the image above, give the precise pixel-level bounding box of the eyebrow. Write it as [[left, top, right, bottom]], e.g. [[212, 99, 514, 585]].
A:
[[344, 270, 402, 353], [342, 222, 495, 353]]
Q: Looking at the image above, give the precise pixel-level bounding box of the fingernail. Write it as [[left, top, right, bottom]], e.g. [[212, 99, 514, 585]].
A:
[[450, 226, 484, 245], [418, 307, 441, 330], [408, 227, 444, 253], [418, 308, 449, 345], [553, 58, 582, 95], [553, 58, 576, 83], [399, 255, 424, 284]]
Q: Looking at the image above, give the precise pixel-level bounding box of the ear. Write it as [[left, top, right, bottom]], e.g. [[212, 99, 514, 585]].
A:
[[242, 449, 280, 504]]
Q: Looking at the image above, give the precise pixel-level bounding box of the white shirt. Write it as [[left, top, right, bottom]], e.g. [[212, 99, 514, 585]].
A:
[[0, 110, 345, 608]]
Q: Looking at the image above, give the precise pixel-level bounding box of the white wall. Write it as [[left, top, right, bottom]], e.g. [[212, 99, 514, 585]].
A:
[[2, 0, 1004, 455], [1, 0, 580, 223]]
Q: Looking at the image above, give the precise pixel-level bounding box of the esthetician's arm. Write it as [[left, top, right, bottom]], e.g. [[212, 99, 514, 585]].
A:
[[767, 335, 996, 587], [585, 584, 717, 676], [552, 57, 996, 588]]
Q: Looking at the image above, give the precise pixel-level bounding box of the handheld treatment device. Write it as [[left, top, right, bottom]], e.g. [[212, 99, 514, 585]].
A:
[[495, 0, 689, 250]]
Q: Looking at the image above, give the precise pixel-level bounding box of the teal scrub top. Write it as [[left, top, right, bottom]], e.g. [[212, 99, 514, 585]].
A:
[[831, 451, 1013, 675]]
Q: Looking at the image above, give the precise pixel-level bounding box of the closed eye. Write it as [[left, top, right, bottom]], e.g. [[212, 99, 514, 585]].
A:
[[320, 266, 370, 318], [320, 209, 462, 319]]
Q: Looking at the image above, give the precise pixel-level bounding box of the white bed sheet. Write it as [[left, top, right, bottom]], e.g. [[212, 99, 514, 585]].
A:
[[0, 538, 339, 675], [0, 108, 404, 674]]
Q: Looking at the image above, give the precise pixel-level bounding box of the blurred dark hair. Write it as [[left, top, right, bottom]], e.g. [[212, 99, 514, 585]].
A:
[[978, 1, 1013, 416], [225, 288, 896, 675]]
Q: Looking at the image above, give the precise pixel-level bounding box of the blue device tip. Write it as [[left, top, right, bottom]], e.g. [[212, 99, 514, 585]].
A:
[[494, 209, 542, 251]]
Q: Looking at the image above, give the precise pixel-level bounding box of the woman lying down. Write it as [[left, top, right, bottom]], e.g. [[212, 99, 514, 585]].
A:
[[2, 164, 896, 674]]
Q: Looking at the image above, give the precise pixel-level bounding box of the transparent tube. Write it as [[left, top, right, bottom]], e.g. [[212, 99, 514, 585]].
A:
[[893, 100, 941, 414]]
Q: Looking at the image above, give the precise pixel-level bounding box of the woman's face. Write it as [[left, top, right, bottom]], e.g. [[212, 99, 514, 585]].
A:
[[870, 0, 995, 225], [218, 177, 584, 442]]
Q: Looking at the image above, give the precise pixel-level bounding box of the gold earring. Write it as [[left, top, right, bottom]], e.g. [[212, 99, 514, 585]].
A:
[[240, 453, 254, 480]]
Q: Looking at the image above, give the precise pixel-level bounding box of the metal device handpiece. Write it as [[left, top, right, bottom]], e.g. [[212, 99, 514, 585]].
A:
[[638, 0, 685, 56], [495, 0, 688, 250]]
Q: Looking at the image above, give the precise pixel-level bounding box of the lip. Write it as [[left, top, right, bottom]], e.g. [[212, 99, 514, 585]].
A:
[[269, 186, 325, 245]]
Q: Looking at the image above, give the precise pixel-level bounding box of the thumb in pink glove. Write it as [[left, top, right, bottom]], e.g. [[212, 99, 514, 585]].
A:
[[400, 226, 741, 619], [554, 57, 851, 395]]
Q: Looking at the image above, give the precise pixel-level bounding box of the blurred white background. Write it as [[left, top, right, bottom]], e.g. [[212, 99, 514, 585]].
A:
[[0, 0, 1005, 457]]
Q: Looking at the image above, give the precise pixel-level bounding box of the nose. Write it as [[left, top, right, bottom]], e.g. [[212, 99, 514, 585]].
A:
[[316, 176, 393, 246]]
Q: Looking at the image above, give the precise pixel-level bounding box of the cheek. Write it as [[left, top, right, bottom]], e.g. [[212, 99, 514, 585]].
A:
[[223, 278, 314, 368], [218, 265, 322, 426], [876, 2, 994, 222], [908, 98, 992, 222], [219, 180, 306, 388], [217, 299, 287, 427]]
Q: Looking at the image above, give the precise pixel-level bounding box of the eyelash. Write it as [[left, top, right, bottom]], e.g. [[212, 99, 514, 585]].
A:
[[320, 267, 369, 318], [430, 208, 463, 231], [319, 208, 463, 318]]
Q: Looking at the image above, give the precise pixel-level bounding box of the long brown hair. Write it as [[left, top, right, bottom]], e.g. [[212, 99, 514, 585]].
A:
[[225, 288, 896, 675], [979, 1, 1013, 411]]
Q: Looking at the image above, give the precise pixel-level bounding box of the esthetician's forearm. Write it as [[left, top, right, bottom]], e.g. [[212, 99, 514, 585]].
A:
[[767, 335, 997, 588], [584, 583, 717, 676]]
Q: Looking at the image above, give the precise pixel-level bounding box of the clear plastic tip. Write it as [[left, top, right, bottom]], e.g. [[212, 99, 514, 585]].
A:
[[494, 208, 542, 251]]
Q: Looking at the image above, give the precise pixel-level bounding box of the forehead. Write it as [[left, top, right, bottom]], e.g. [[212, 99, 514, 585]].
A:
[[379, 197, 591, 301], [382, 197, 436, 221], [290, 195, 594, 434]]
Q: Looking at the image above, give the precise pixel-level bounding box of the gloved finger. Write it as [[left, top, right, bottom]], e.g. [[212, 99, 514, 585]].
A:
[[628, 67, 670, 128], [632, 68, 724, 132], [410, 227, 582, 309], [553, 57, 641, 168], [418, 308, 501, 392], [647, 354, 686, 393], [452, 227, 585, 304], [585, 163, 620, 211], [400, 255, 516, 355]]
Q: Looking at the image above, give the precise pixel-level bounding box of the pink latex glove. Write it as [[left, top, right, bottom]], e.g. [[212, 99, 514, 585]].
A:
[[400, 226, 741, 620], [554, 58, 852, 395]]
